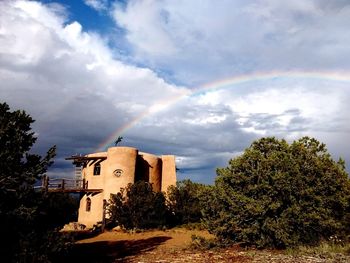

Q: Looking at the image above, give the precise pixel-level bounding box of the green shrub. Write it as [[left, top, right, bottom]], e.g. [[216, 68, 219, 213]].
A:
[[190, 234, 221, 250], [108, 181, 169, 229], [203, 137, 350, 248], [167, 179, 209, 226], [182, 222, 206, 230]]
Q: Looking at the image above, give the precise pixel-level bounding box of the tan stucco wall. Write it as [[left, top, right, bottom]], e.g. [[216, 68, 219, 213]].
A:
[[78, 152, 107, 228], [161, 155, 177, 193], [77, 147, 176, 228], [78, 193, 103, 228], [103, 147, 138, 200], [83, 152, 107, 190]]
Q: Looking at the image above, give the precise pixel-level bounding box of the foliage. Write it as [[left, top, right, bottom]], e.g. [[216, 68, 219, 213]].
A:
[[167, 179, 208, 225], [181, 222, 206, 230], [190, 235, 219, 250], [108, 179, 211, 229], [203, 137, 350, 248], [108, 181, 169, 229], [0, 102, 75, 262], [40, 193, 79, 229]]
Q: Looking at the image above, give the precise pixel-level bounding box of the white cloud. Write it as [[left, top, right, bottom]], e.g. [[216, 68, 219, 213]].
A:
[[1, 0, 187, 108], [113, 0, 178, 57], [112, 0, 350, 85], [84, 0, 108, 11]]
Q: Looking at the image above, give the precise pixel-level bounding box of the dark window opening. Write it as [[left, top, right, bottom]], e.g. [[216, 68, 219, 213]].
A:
[[86, 198, 91, 212], [93, 163, 101, 175]]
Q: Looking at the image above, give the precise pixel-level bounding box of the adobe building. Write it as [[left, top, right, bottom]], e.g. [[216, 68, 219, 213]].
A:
[[67, 146, 176, 228]]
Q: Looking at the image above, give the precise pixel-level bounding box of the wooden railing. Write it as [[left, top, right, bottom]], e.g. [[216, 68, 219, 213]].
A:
[[41, 176, 102, 193]]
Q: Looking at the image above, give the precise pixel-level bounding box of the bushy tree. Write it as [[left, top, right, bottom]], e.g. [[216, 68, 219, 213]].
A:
[[203, 137, 350, 248], [167, 179, 208, 225], [0, 102, 74, 262], [108, 181, 169, 229], [41, 193, 79, 229]]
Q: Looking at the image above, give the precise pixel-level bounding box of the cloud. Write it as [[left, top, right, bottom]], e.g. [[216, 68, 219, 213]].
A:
[[113, 0, 178, 57], [84, 0, 108, 12], [0, 0, 188, 175], [112, 0, 350, 85], [1, 0, 350, 183]]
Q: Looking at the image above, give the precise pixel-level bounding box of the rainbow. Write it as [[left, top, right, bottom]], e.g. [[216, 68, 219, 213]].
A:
[[97, 70, 350, 151]]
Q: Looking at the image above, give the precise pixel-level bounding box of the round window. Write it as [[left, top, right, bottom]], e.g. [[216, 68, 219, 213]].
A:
[[113, 169, 123, 177]]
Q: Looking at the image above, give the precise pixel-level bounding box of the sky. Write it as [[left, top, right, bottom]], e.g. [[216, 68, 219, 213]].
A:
[[1, 0, 350, 184]]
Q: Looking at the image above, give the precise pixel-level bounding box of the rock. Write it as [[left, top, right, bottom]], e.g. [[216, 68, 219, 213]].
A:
[[61, 222, 86, 231], [113, 225, 123, 232]]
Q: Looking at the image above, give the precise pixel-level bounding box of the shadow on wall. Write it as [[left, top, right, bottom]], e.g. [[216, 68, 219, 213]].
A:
[[56, 236, 172, 263], [135, 156, 151, 182]]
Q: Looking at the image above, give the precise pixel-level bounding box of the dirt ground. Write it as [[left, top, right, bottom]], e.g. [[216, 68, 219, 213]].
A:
[[61, 228, 350, 263]]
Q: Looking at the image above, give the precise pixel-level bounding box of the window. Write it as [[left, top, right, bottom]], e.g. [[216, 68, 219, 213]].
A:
[[86, 198, 91, 212], [113, 169, 123, 177], [93, 163, 101, 175]]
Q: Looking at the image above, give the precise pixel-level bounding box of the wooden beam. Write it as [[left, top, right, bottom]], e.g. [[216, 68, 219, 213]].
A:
[[47, 189, 103, 193], [65, 156, 107, 161]]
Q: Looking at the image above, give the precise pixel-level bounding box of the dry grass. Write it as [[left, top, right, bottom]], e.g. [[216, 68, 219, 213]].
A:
[[286, 241, 350, 259], [59, 228, 350, 262]]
